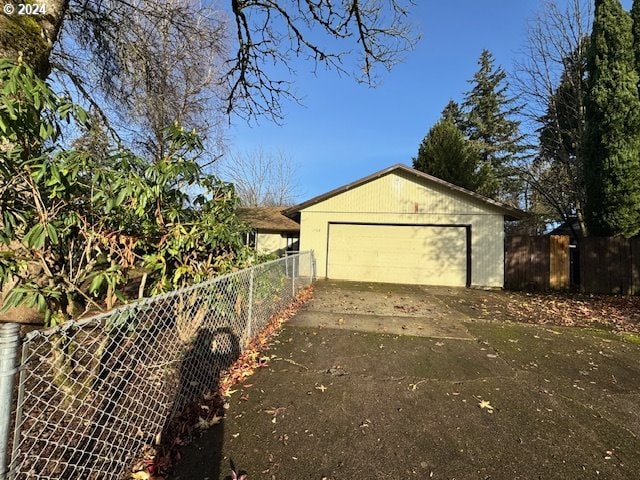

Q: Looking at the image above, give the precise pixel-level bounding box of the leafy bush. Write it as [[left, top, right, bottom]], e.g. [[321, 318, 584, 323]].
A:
[[0, 59, 252, 326]]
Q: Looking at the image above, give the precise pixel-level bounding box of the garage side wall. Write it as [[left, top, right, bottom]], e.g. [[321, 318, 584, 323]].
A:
[[298, 172, 506, 287]]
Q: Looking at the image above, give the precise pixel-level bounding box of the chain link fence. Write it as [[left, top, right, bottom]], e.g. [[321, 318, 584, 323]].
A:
[[0, 251, 314, 480]]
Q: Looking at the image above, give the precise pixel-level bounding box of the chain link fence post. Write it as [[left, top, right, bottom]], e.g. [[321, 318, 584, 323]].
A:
[[245, 268, 255, 347], [310, 250, 315, 281], [0, 323, 20, 480], [291, 255, 296, 297]]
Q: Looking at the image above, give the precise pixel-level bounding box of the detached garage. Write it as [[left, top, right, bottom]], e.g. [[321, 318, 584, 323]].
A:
[[284, 164, 527, 288]]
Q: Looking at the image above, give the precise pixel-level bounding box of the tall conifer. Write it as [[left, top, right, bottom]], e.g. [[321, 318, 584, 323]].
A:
[[583, 0, 640, 237], [462, 50, 524, 202], [413, 119, 486, 192], [441, 100, 465, 130], [631, 0, 640, 73]]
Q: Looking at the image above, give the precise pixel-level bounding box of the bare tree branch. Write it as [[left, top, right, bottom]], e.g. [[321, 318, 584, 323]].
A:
[[225, 0, 419, 120], [512, 0, 591, 236], [219, 148, 301, 206], [3, 0, 418, 151]]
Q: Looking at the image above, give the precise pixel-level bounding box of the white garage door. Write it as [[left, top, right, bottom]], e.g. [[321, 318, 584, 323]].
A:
[[327, 223, 468, 286]]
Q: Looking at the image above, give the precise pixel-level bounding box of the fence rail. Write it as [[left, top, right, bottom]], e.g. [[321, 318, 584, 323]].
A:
[[0, 251, 315, 479]]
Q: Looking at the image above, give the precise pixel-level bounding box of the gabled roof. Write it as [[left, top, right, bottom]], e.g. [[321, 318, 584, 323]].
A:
[[284, 163, 529, 221], [237, 206, 300, 232]]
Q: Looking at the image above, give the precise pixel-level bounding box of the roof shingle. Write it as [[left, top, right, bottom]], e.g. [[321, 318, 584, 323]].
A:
[[237, 207, 300, 232]]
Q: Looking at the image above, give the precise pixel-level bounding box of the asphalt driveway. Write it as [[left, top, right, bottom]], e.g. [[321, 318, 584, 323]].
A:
[[169, 281, 640, 480]]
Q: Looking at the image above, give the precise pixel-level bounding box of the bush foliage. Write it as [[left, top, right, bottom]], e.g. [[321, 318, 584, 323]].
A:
[[0, 59, 252, 326]]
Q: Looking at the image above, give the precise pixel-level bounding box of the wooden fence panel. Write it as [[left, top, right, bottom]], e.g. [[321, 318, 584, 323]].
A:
[[504, 236, 528, 290], [529, 236, 551, 289], [506, 236, 553, 290], [580, 237, 639, 295], [507, 235, 639, 294], [633, 237, 640, 294]]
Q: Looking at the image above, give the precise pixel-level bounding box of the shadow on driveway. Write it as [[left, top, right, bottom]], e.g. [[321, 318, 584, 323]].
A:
[[169, 281, 640, 480]]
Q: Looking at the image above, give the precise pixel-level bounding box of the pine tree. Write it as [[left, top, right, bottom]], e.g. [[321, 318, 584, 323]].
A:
[[413, 119, 487, 192], [583, 0, 640, 237], [632, 0, 640, 76], [462, 50, 524, 202], [441, 100, 465, 130]]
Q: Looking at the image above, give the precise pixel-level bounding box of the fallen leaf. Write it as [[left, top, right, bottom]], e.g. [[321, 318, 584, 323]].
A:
[[131, 472, 151, 480], [478, 399, 495, 412], [195, 414, 223, 430], [409, 379, 428, 391]]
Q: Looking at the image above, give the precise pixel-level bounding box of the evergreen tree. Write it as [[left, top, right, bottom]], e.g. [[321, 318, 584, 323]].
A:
[[583, 0, 640, 237], [413, 119, 488, 192], [632, 0, 640, 77], [441, 100, 465, 129], [462, 50, 524, 202]]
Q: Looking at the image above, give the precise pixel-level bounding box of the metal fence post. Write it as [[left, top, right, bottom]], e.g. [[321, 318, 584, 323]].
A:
[[291, 255, 296, 297], [245, 268, 254, 346], [0, 323, 20, 480], [309, 251, 314, 281]]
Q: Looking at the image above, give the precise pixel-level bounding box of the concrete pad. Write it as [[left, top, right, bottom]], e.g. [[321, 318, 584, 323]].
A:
[[305, 280, 468, 319], [270, 327, 515, 381], [290, 311, 474, 339], [294, 280, 473, 339]]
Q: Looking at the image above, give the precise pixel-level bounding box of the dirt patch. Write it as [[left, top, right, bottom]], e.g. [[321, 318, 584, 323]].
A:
[[443, 289, 640, 333]]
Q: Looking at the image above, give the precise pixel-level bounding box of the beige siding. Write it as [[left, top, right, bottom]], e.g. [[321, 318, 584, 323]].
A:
[[304, 169, 493, 215], [256, 232, 288, 255], [299, 171, 506, 287]]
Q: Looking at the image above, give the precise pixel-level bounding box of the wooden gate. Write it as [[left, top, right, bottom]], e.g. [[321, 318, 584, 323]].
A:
[[505, 235, 570, 290]]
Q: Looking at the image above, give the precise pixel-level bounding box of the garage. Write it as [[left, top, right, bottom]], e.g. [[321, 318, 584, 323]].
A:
[[284, 164, 527, 288], [327, 223, 469, 286]]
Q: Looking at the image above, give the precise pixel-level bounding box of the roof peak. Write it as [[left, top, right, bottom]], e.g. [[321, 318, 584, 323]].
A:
[[284, 163, 528, 221]]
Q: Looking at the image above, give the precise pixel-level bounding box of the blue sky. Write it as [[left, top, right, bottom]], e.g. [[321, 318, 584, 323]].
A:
[[222, 1, 539, 201], [225, 1, 630, 203]]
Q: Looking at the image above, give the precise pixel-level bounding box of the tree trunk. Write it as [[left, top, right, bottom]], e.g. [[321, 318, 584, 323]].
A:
[[0, 0, 69, 77]]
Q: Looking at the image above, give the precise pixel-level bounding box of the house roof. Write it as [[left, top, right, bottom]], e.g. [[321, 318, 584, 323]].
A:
[[548, 218, 582, 238], [237, 206, 300, 232], [284, 163, 529, 221]]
